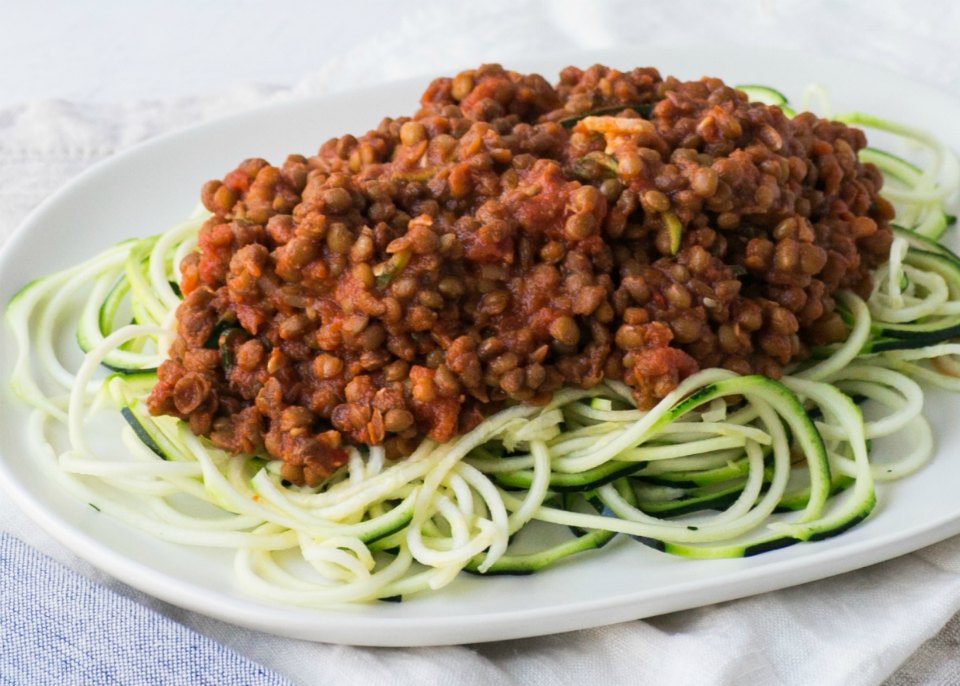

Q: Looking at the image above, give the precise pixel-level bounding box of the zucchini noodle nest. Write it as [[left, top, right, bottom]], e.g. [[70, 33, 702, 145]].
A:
[[6, 99, 960, 606]]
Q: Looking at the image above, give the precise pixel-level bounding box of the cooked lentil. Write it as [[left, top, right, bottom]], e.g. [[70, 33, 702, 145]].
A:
[[148, 64, 893, 486]]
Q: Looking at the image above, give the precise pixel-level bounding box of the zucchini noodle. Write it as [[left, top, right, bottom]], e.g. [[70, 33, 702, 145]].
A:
[[6, 96, 960, 606]]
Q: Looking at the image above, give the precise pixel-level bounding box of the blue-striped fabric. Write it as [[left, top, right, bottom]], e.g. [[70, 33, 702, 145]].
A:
[[0, 533, 294, 686]]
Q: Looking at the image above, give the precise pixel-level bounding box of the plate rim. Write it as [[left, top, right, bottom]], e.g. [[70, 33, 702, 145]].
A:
[[2, 45, 960, 646]]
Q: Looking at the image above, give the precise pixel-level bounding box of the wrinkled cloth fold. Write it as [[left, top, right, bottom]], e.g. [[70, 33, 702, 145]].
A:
[[3, 2, 960, 685]]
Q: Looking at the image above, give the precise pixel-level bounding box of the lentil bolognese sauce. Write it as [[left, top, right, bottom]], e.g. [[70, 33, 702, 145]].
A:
[[147, 64, 894, 487]]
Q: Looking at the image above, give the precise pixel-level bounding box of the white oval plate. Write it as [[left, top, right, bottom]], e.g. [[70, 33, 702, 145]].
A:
[[2, 47, 960, 647]]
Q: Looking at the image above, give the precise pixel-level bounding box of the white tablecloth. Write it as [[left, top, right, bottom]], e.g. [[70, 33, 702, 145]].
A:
[[3, 1, 960, 683]]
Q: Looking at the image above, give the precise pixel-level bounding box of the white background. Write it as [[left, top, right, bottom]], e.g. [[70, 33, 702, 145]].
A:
[[3, 0, 959, 105]]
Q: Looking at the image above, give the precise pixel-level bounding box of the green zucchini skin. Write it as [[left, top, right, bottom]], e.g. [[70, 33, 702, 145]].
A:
[[463, 526, 618, 576], [493, 460, 648, 493], [120, 407, 166, 460]]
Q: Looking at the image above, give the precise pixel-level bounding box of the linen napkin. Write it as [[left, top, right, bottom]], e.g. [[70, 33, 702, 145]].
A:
[[0, 533, 293, 686], [3, 2, 960, 685]]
